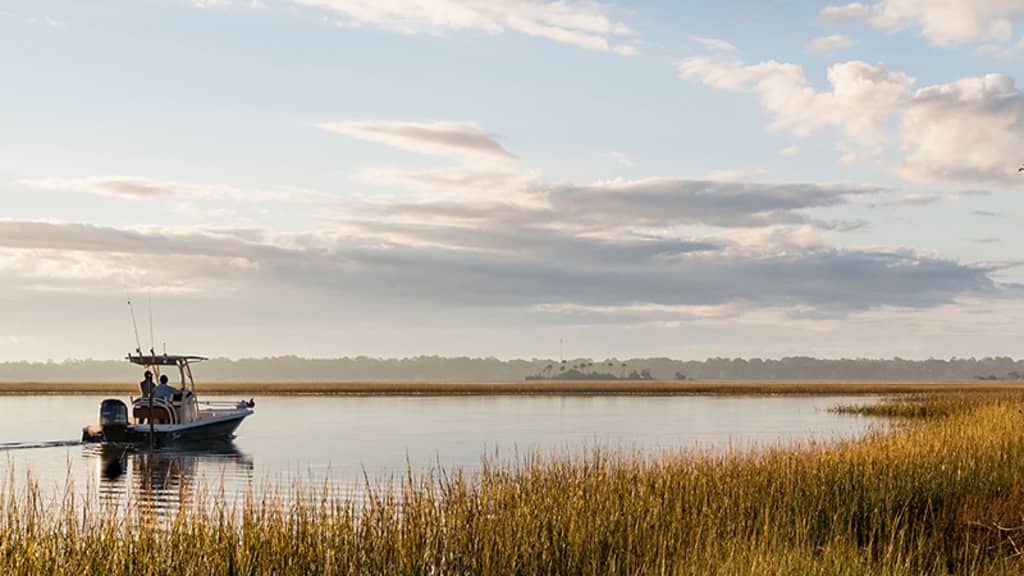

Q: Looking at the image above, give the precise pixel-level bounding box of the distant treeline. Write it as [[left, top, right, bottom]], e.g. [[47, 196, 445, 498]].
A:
[[2, 356, 1024, 383]]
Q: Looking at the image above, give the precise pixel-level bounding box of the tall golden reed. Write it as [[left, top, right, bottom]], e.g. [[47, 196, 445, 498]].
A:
[[2, 391, 1024, 574]]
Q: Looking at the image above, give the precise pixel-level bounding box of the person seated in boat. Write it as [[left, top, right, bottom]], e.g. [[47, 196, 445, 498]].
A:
[[154, 374, 179, 400], [139, 371, 154, 396]]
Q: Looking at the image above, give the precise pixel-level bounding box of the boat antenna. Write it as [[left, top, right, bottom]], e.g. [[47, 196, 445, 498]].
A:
[[147, 295, 155, 356], [127, 297, 142, 356]]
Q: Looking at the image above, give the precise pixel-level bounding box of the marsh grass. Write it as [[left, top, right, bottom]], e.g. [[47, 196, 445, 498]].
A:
[[830, 392, 992, 419], [4, 392, 1024, 574]]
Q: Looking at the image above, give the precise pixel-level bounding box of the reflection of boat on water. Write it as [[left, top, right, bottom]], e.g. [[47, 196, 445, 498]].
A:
[[89, 440, 254, 501], [82, 353, 254, 447]]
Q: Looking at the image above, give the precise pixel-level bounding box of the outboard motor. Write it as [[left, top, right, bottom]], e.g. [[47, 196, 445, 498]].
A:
[[99, 399, 130, 443]]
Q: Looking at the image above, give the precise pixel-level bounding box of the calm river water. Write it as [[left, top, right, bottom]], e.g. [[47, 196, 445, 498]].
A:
[[0, 394, 880, 507]]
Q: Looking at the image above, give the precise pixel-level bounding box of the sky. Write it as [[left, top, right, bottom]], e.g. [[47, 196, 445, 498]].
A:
[[1, 0, 1023, 362]]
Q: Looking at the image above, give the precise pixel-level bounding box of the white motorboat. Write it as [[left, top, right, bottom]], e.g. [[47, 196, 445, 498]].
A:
[[82, 353, 254, 446]]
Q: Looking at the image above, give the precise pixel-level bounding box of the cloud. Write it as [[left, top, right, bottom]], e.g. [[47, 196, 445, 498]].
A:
[[678, 56, 912, 161], [351, 165, 544, 205], [680, 54, 1024, 186], [326, 120, 537, 205], [806, 34, 854, 53], [868, 193, 946, 208], [820, 3, 868, 22], [0, 221, 275, 294], [897, 74, 1024, 186], [0, 175, 1001, 324], [11, 176, 326, 203], [287, 0, 637, 53], [690, 36, 737, 52], [0, 220, 289, 259], [822, 1, 1024, 46], [302, 224, 1000, 313], [780, 145, 800, 156], [0, 110, 1009, 332], [340, 175, 881, 231], [319, 121, 516, 160], [15, 177, 176, 199], [976, 34, 1024, 57], [546, 178, 880, 229]]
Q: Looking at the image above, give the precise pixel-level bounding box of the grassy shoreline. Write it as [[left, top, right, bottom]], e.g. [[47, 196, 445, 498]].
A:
[[3, 391, 1024, 573], [2, 380, 1024, 396]]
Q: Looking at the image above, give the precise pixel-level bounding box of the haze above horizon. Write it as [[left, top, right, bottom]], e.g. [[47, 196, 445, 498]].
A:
[[2, 0, 1023, 362]]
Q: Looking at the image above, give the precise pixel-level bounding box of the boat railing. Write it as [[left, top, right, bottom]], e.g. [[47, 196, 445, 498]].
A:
[[131, 396, 179, 425], [197, 399, 250, 411]]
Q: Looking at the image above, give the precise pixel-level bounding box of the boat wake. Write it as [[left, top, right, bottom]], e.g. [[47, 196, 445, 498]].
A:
[[0, 440, 81, 452]]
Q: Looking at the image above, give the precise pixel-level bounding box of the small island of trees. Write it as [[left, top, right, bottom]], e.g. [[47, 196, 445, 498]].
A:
[[526, 360, 665, 381]]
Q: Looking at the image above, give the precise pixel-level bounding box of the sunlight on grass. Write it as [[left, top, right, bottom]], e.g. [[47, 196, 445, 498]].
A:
[[3, 392, 1024, 574]]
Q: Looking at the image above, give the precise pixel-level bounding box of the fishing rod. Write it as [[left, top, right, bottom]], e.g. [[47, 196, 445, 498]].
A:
[[127, 298, 142, 356], [128, 297, 155, 449]]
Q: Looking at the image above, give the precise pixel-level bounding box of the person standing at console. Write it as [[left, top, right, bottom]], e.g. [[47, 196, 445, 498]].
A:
[[139, 371, 155, 396]]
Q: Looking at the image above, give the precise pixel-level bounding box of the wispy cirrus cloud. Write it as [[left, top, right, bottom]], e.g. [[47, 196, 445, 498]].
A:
[[245, 0, 639, 54], [689, 35, 737, 52], [546, 178, 880, 229], [319, 120, 516, 161], [11, 176, 327, 203]]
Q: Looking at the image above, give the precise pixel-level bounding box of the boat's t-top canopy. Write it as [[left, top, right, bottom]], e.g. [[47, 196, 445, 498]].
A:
[[127, 353, 208, 391], [127, 354, 207, 367]]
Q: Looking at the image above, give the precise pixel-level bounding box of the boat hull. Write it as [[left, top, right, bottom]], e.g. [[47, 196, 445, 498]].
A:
[[84, 410, 252, 446]]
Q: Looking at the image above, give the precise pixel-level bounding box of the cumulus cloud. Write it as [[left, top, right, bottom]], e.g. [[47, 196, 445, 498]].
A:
[[679, 54, 1024, 186], [821, 0, 1024, 46], [806, 34, 854, 53], [898, 74, 1024, 186], [678, 56, 912, 161], [319, 121, 516, 161], [287, 0, 637, 53]]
